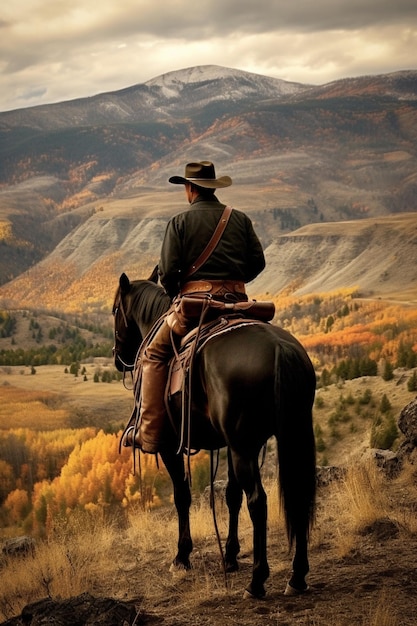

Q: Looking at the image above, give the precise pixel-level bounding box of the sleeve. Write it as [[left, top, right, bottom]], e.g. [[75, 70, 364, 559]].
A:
[[158, 217, 183, 298], [244, 218, 266, 282]]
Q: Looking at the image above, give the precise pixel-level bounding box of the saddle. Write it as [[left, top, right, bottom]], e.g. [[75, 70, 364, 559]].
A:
[[168, 313, 264, 396], [122, 299, 275, 454], [133, 297, 275, 396]]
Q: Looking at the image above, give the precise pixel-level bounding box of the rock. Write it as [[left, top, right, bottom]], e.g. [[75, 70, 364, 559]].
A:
[[371, 449, 401, 478], [202, 480, 228, 505], [2, 537, 36, 557], [398, 398, 417, 445], [316, 465, 346, 487], [0, 593, 140, 626], [397, 397, 417, 464]]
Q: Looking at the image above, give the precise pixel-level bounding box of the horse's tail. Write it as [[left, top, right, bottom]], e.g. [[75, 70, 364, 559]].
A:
[[274, 343, 316, 548]]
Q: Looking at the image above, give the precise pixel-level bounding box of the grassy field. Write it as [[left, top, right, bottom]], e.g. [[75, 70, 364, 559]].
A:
[[313, 368, 416, 465], [0, 362, 131, 431]]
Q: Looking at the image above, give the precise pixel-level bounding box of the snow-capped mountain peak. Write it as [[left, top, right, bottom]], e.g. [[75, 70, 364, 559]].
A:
[[145, 64, 307, 100]]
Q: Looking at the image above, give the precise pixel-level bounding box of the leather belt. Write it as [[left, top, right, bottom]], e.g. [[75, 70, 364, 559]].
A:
[[180, 279, 246, 296]]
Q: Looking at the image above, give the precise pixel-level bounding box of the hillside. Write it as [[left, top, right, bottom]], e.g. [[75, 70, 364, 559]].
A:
[[0, 211, 416, 315], [1, 65, 417, 295], [252, 212, 417, 301]]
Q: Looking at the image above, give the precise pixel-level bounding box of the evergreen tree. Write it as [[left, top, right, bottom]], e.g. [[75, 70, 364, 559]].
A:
[[407, 371, 417, 392], [382, 361, 394, 381], [379, 394, 392, 414]]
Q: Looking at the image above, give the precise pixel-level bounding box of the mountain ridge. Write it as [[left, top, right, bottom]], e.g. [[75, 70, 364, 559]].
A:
[[1, 65, 417, 309], [0, 65, 307, 129], [0, 211, 416, 314]]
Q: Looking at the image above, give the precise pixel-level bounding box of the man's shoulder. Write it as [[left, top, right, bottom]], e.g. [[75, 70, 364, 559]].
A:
[[171, 200, 224, 219], [168, 201, 249, 225]]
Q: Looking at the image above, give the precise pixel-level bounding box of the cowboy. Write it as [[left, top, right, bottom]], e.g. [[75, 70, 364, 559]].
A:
[[136, 161, 265, 453]]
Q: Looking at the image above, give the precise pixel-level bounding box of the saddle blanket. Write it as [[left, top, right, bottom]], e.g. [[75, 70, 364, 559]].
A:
[[168, 316, 263, 397]]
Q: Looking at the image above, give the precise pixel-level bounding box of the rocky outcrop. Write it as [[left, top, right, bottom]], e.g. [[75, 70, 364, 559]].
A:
[[397, 397, 417, 464], [0, 593, 139, 626], [1, 537, 35, 558]]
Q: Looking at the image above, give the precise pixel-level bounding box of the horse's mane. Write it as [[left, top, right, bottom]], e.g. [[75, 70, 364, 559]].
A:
[[128, 279, 171, 327]]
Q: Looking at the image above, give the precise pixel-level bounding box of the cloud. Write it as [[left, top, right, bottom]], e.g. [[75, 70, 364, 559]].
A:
[[0, 0, 416, 111]]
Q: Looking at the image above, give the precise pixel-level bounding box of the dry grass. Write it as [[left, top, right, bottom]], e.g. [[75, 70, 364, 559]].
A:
[[363, 593, 400, 626], [387, 461, 417, 534], [323, 459, 390, 558], [0, 512, 118, 620], [0, 365, 131, 431], [0, 385, 69, 430], [2, 462, 416, 624], [336, 459, 389, 529]]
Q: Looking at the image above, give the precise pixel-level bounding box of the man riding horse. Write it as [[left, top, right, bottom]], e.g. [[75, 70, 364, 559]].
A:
[[133, 160, 266, 454]]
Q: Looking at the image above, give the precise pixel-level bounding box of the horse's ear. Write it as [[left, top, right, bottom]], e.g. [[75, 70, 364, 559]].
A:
[[119, 272, 131, 294], [148, 265, 159, 284]]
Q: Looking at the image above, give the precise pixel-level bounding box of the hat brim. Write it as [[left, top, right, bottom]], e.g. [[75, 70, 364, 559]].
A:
[[169, 175, 232, 188]]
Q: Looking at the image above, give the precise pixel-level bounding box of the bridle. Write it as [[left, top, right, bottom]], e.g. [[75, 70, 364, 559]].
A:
[[112, 291, 137, 376]]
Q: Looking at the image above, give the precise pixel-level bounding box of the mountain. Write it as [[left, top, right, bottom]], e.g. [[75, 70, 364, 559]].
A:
[[1, 65, 417, 311], [0, 209, 416, 314], [0, 65, 307, 130]]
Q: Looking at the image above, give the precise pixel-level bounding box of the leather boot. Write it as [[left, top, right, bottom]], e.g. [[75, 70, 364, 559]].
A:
[[134, 358, 169, 453]]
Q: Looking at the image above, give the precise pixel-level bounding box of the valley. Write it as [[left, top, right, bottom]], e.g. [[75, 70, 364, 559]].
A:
[[0, 65, 417, 625]]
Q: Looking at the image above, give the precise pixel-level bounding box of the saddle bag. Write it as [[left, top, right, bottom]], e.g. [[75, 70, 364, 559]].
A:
[[178, 295, 275, 323]]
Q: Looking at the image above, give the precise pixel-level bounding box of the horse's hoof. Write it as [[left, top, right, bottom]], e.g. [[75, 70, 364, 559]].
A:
[[284, 582, 310, 596], [225, 561, 239, 573], [243, 587, 266, 600], [169, 561, 190, 578]]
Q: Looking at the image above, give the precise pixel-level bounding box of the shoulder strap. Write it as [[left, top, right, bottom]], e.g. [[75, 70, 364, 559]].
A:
[[184, 206, 233, 279]]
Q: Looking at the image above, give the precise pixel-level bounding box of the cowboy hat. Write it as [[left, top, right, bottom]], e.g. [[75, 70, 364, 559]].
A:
[[169, 161, 232, 188]]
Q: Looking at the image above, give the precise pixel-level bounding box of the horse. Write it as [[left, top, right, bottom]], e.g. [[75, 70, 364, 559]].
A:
[[112, 269, 317, 599]]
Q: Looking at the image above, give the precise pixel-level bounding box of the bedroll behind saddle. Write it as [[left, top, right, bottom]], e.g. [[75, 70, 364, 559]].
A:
[[178, 295, 275, 325]]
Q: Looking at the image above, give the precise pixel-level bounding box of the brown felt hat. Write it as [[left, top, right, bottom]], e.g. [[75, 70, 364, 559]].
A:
[[169, 161, 232, 188]]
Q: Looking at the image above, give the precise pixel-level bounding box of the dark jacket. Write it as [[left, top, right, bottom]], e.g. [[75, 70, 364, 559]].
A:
[[158, 195, 265, 299]]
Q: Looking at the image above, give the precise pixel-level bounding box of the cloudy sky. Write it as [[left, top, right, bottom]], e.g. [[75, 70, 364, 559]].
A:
[[1, 0, 417, 112]]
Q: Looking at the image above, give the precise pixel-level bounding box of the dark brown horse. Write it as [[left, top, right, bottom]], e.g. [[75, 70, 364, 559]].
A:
[[112, 270, 316, 599]]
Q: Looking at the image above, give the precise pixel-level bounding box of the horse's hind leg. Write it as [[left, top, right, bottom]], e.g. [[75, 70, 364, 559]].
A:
[[225, 448, 243, 572], [229, 450, 269, 598], [285, 533, 309, 595]]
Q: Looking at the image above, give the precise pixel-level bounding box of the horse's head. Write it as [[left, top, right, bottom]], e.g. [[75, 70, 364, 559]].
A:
[[112, 273, 142, 372], [112, 267, 170, 372]]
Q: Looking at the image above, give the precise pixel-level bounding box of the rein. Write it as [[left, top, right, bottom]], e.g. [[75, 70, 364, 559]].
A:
[[210, 449, 227, 588], [113, 287, 151, 386], [113, 295, 137, 375]]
